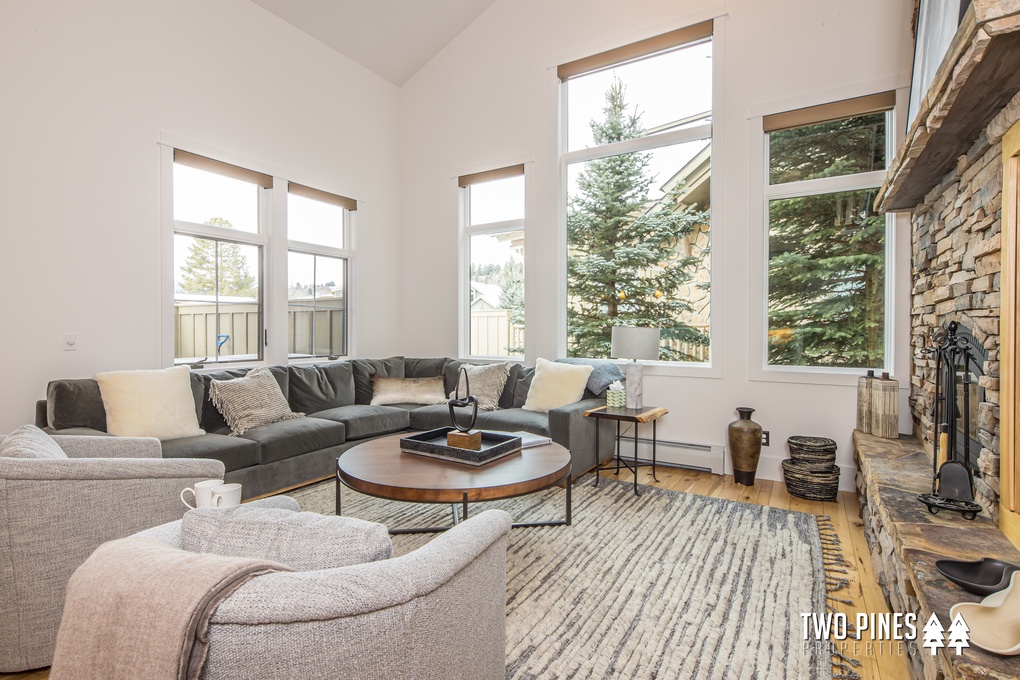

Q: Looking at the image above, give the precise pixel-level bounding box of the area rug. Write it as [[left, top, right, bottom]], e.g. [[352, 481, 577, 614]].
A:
[[288, 475, 854, 680]]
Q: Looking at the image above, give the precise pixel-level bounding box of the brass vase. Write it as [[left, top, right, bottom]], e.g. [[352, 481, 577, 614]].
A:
[[728, 407, 762, 486]]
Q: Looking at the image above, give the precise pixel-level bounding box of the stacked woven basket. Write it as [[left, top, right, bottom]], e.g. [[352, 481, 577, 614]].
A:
[[782, 436, 840, 502]]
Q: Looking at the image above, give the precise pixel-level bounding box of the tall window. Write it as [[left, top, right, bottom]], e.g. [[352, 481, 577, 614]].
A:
[[560, 22, 713, 363], [459, 165, 526, 358], [166, 147, 356, 365], [172, 151, 267, 364], [287, 184, 353, 359], [765, 92, 894, 369]]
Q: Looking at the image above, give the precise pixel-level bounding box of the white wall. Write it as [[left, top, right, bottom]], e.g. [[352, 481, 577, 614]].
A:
[[0, 0, 403, 432], [397, 0, 916, 489]]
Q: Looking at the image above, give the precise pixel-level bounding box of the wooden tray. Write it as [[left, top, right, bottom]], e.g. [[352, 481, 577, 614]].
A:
[[399, 427, 522, 466]]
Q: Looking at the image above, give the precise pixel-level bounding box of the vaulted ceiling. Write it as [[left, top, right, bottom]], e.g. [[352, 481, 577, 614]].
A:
[[249, 0, 498, 86]]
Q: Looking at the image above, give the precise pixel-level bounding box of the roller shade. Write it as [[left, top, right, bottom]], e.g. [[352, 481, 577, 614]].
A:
[[173, 149, 273, 188], [763, 91, 896, 133], [288, 182, 357, 211], [557, 21, 713, 81], [458, 164, 525, 188]]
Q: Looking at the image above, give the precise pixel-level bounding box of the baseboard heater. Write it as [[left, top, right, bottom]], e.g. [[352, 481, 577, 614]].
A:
[[606, 435, 726, 476]]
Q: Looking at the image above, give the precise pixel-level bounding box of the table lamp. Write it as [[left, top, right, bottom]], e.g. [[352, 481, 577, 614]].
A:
[[611, 326, 660, 409]]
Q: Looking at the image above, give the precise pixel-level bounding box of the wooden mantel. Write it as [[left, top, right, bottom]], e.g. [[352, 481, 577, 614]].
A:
[[878, 1, 1020, 212]]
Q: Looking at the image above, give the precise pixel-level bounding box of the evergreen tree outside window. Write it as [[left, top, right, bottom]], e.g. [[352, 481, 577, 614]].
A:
[[765, 97, 893, 369], [560, 24, 714, 362], [459, 168, 526, 358]]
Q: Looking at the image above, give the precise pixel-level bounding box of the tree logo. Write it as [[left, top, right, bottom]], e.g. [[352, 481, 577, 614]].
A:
[[922, 612, 970, 655]]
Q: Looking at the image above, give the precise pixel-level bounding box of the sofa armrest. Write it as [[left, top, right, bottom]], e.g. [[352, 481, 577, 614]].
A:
[[548, 398, 615, 475], [134, 496, 302, 548], [51, 435, 162, 459], [0, 456, 224, 481], [211, 508, 512, 623]]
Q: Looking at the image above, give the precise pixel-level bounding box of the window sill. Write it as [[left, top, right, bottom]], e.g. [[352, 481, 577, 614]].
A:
[[749, 365, 901, 387]]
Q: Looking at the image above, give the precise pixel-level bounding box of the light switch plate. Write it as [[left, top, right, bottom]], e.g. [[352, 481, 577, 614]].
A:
[[63, 333, 77, 351]]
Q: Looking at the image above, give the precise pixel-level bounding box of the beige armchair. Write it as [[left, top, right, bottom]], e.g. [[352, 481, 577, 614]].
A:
[[0, 434, 224, 672]]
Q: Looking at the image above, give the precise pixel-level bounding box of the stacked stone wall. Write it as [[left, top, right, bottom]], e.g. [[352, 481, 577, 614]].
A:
[[909, 134, 1002, 520]]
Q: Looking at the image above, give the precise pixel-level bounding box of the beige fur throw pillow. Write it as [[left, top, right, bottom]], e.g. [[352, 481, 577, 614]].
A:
[[448, 362, 510, 411], [370, 376, 447, 406]]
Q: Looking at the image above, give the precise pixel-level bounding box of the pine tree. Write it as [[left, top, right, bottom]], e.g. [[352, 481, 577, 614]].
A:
[[566, 78, 709, 360], [946, 613, 970, 655], [767, 114, 886, 368], [921, 612, 945, 656], [178, 217, 257, 298]]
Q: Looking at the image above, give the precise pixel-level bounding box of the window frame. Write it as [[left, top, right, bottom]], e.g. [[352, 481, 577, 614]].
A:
[[458, 164, 529, 361], [555, 15, 724, 376], [749, 92, 900, 385], [159, 138, 357, 369]]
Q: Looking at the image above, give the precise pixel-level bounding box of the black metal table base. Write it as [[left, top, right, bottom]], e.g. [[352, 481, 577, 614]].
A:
[[335, 471, 572, 534], [594, 419, 659, 496]]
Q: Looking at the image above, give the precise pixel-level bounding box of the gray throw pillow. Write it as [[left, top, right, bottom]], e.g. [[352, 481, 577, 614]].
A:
[[555, 358, 626, 395], [448, 362, 511, 411], [513, 367, 536, 408], [46, 379, 108, 431], [181, 506, 393, 570], [0, 424, 68, 459], [210, 367, 304, 436]]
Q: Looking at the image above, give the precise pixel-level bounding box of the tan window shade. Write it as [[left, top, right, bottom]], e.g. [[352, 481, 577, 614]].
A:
[[458, 164, 525, 188], [557, 21, 713, 81], [763, 91, 896, 133], [288, 182, 357, 211], [173, 149, 273, 188]]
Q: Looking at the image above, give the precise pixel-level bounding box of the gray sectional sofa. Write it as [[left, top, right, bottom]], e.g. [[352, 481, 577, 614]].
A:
[[36, 357, 615, 499]]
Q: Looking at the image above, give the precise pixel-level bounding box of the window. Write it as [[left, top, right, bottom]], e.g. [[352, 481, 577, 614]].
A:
[[171, 152, 268, 364], [165, 146, 356, 366], [559, 22, 714, 363], [459, 165, 526, 358], [287, 184, 353, 359], [764, 92, 894, 370]]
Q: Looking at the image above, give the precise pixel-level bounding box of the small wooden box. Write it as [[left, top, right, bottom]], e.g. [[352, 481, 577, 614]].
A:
[[447, 430, 482, 450]]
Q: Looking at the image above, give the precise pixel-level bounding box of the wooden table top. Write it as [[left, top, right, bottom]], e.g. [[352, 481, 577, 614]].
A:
[[337, 433, 571, 503], [583, 405, 668, 423]]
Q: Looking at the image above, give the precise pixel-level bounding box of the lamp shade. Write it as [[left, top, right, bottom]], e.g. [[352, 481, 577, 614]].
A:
[[611, 326, 661, 361]]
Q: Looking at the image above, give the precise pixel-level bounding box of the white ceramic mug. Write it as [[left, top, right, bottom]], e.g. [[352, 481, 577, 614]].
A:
[[181, 479, 224, 509], [210, 483, 242, 508]]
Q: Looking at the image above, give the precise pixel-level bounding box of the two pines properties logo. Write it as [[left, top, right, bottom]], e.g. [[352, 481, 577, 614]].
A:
[[801, 611, 971, 655]]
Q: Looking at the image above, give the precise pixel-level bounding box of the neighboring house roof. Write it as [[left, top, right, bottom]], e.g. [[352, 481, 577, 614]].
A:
[[470, 281, 502, 310]]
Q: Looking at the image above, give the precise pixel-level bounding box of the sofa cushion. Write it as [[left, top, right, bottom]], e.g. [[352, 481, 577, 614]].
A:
[[193, 366, 290, 432], [235, 417, 347, 465], [288, 362, 355, 413], [182, 505, 392, 570], [46, 379, 108, 432], [93, 366, 205, 440], [523, 359, 592, 413], [370, 376, 446, 406], [403, 357, 451, 379], [512, 367, 536, 408], [0, 424, 68, 459], [210, 367, 303, 436], [309, 405, 410, 440], [407, 403, 454, 431], [160, 433, 259, 473], [474, 408, 550, 437], [351, 357, 404, 405]]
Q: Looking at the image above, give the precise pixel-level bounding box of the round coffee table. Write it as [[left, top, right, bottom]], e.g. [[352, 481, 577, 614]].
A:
[[336, 433, 572, 533]]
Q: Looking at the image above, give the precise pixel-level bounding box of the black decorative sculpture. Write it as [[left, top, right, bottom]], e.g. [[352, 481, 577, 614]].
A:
[[448, 367, 478, 433]]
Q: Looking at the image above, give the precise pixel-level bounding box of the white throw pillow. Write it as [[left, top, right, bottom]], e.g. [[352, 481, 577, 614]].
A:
[[94, 366, 205, 440], [522, 358, 594, 413]]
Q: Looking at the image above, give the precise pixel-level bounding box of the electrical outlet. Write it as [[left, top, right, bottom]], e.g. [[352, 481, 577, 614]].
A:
[[761, 431, 770, 446]]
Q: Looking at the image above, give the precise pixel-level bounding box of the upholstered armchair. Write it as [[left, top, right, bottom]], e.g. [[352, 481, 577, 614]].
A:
[[130, 502, 512, 680], [0, 434, 224, 672]]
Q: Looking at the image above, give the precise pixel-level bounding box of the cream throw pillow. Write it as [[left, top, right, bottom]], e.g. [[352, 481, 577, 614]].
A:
[[522, 358, 593, 413], [370, 376, 446, 406], [94, 366, 205, 440]]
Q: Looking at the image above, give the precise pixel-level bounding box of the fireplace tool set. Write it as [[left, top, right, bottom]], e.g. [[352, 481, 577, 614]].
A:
[[917, 321, 982, 520]]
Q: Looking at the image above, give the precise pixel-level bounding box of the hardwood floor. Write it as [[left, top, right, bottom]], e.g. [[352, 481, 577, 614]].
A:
[[0, 465, 909, 680]]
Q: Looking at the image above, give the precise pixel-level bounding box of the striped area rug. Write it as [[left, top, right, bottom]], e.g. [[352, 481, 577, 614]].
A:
[[289, 475, 842, 680]]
